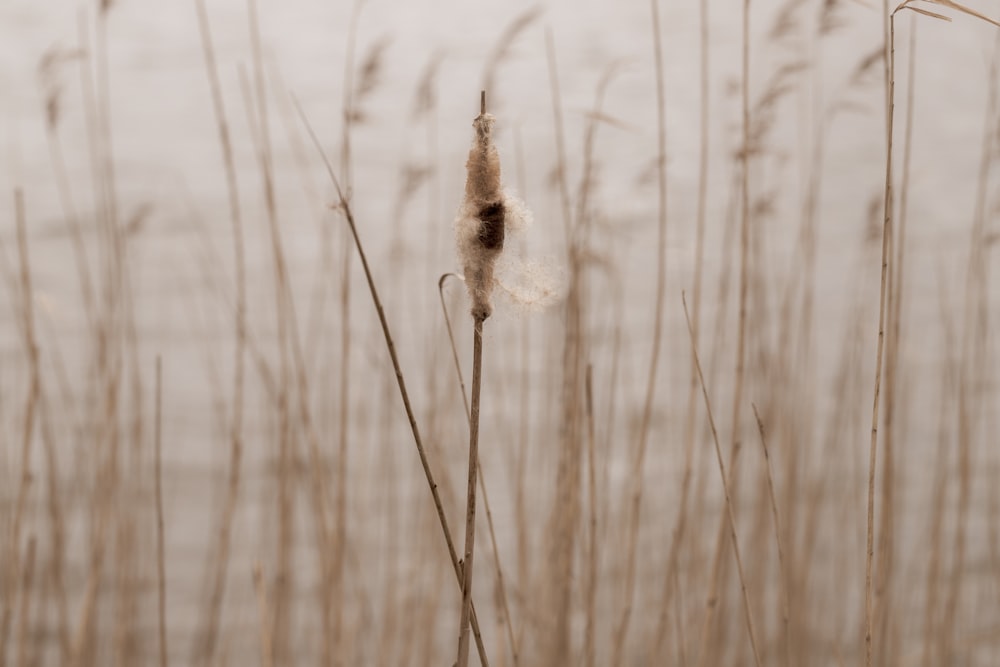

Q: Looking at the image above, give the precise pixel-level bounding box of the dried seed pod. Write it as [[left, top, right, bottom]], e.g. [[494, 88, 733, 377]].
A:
[[456, 111, 506, 320]]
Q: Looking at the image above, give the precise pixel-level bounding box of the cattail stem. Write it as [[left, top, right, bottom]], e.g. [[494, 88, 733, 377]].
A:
[[457, 313, 486, 667], [456, 90, 502, 667], [439, 273, 520, 666]]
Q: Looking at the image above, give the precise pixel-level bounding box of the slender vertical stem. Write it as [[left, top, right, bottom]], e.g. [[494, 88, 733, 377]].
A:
[[752, 404, 791, 667], [457, 90, 489, 667], [944, 20, 1000, 666], [155, 357, 167, 667], [16, 537, 37, 667], [43, 101, 96, 334], [189, 7, 247, 651], [731, 0, 751, 471], [1, 190, 41, 667], [683, 295, 762, 667], [921, 286, 954, 667], [544, 29, 573, 245], [335, 8, 362, 652], [439, 273, 519, 666], [696, 2, 750, 663], [612, 0, 669, 661], [866, 10, 896, 667], [878, 14, 919, 663], [252, 564, 274, 667], [457, 315, 486, 667], [439, 275, 472, 419], [729, 0, 751, 500], [653, 0, 709, 655], [583, 365, 598, 667], [545, 30, 585, 663]]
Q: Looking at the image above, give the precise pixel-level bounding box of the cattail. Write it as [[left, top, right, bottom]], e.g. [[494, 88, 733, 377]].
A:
[[455, 92, 504, 667], [454, 96, 553, 666], [456, 107, 506, 320]]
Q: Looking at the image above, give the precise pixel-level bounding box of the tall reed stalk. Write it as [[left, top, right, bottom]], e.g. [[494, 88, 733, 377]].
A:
[[190, 1, 247, 661], [0, 190, 39, 667], [866, 9, 896, 664], [684, 293, 762, 667], [696, 1, 752, 661], [439, 272, 519, 665], [542, 28, 581, 663], [155, 357, 167, 667], [752, 403, 790, 667], [456, 313, 485, 667], [867, 5, 999, 664], [652, 0, 710, 655]]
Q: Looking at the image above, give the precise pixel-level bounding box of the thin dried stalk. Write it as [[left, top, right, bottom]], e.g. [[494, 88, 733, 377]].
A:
[[190, 0, 247, 661], [544, 28, 583, 664], [942, 21, 1000, 665], [457, 314, 486, 667], [611, 0, 669, 662], [752, 404, 791, 667], [696, 1, 753, 661], [39, 51, 96, 334], [0, 191, 41, 667], [584, 365, 598, 667], [252, 564, 274, 667], [439, 273, 520, 666], [652, 0, 710, 654], [334, 4, 363, 652], [865, 8, 896, 667], [684, 294, 762, 667], [876, 14, 919, 664], [244, 4, 310, 658], [922, 281, 957, 667], [39, 367, 69, 664], [545, 28, 573, 242], [155, 357, 168, 667], [16, 537, 37, 667], [243, 13, 342, 664]]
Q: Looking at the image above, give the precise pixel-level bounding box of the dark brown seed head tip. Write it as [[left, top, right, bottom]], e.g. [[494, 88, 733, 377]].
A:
[[477, 201, 505, 250], [472, 302, 492, 321]]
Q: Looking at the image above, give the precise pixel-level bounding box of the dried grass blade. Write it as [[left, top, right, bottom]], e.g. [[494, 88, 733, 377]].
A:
[[920, 0, 1000, 27], [904, 6, 952, 21]]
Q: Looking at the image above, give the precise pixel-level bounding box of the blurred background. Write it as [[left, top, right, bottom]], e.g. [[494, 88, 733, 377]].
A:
[[1, 0, 999, 665]]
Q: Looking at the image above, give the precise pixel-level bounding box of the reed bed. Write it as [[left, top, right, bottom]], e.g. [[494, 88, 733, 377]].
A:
[[1, 0, 1000, 665]]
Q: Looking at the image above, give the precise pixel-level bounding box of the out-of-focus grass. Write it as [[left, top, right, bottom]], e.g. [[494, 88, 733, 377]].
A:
[[1, 1, 1000, 666]]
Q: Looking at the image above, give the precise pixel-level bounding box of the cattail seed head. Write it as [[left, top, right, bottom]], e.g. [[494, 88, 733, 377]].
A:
[[456, 111, 506, 320]]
